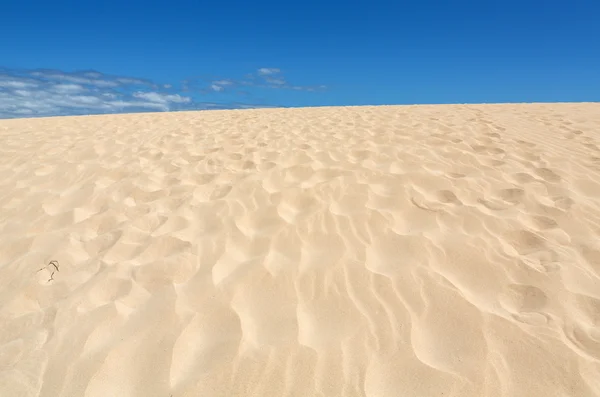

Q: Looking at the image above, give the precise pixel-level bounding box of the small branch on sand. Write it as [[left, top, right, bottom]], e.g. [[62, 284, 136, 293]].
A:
[[49, 260, 60, 272], [37, 260, 60, 282]]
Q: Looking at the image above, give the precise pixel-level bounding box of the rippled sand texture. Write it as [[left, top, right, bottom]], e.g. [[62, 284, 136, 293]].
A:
[[2, 103, 600, 397]]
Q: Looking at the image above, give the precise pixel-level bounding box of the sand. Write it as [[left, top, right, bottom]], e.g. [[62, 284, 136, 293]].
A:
[[1, 103, 600, 396]]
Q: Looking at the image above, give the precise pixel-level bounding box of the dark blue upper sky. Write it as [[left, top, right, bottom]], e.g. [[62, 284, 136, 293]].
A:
[[1, 0, 599, 118]]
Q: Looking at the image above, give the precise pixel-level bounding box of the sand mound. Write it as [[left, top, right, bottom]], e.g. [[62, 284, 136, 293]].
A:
[[1, 103, 600, 396]]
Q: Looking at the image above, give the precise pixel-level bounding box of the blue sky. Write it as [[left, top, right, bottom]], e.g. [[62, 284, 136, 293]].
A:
[[1, 0, 599, 118]]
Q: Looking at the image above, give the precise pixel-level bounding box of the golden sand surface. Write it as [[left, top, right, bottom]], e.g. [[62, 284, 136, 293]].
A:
[[1, 103, 600, 396]]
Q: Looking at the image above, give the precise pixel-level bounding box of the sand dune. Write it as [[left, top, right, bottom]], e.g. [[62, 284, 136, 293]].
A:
[[1, 103, 600, 396]]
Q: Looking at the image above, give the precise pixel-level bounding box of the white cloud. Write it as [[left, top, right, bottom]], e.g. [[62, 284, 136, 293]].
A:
[[265, 77, 286, 86], [236, 68, 324, 91], [0, 69, 197, 118], [14, 89, 32, 97], [257, 68, 281, 75], [13, 108, 35, 114], [0, 80, 38, 89], [108, 100, 168, 111], [83, 71, 102, 78], [150, 67, 325, 96], [31, 71, 120, 87], [209, 79, 234, 92], [132, 91, 191, 104], [116, 77, 148, 85], [51, 83, 86, 94], [0, 66, 322, 119], [64, 95, 103, 105]]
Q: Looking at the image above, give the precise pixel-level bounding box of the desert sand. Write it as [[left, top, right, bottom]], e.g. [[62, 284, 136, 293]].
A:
[[1, 103, 600, 396]]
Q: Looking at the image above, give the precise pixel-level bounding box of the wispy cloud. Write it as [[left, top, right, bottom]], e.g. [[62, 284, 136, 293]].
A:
[[257, 68, 281, 75], [209, 79, 234, 92], [0, 66, 326, 119], [185, 68, 326, 94], [132, 91, 191, 104], [0, 68, 186, 118], [51, 83, 86, 94], [252, 68, 326, 91]]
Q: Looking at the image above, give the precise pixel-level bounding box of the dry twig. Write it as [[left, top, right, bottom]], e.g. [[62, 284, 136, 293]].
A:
[[37, 260, 60, 282]]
